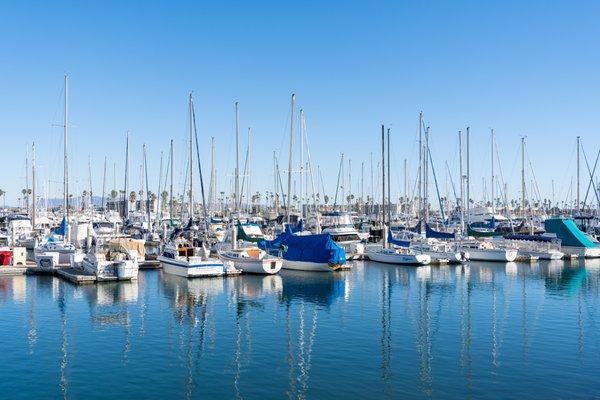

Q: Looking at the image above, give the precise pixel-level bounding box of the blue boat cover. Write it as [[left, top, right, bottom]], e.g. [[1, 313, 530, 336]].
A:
[[284, 219, 304, 234], [55, 216, 68, 236], [259, 232, 346, 265], [425, 223, 454, 239], [387, 230, 410, 248]]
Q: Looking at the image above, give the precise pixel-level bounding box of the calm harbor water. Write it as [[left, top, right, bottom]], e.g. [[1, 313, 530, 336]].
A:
[[1, 260, 600, 399]]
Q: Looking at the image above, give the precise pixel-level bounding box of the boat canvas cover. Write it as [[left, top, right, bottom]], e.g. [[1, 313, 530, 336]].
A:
[[55, 216, 68, 236], [109, 238, 146, 258], [259, 232, 346, 265], [544, 218, 598, 248], [237, 223, 263, 243], [387, 230, 411, 248], [425, 223, 454, 239]]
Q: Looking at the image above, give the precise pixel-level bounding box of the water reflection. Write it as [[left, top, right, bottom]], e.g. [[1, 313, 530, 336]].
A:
[[1, 258, 600, 399]]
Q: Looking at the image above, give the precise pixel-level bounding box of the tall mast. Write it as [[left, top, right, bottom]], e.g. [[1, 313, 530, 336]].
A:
[[32, 142, 36, 228], [300, 109, 304, 220], [424, 126, 429, 224], [387, 128, 391, 227], [458, 130, 464, 232], [491, 129, 495, 215], [418, 112, 423, 221], [25, 150, 29, 214], [235, 101, 240, 212], [381, 124, 386, 247], [124, 132, 129, 218], [577, 136, 580, 213], [188, 92, 194, 220], [157, 151, 163, 224], [63, 75, 69, 221], [521, 137, 526, 219], [370, 152, 373, 213], [361, 161, 364, 213], [169, 139, 174, 221], [466, 127, 470, 226], [143, 144, 151, 233], [286, 94, 295, 223]]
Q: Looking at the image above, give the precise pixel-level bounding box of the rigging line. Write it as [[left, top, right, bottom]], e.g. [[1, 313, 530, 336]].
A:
[[445, 161, 459, 203], [191, 101, 209, 231], [580, 146, 600, 210]]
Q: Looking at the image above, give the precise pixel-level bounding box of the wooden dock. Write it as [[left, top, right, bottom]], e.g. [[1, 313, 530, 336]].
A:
[[56, 267, 96, 284]]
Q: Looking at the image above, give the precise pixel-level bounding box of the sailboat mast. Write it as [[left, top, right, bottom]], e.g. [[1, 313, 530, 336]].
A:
[[169, 139, 174, 221], [209, 137, 215, 212], [63, 75, 69, 221], [143, 144, 151, 233], [188, 93, 194, 220], [466, 127, 470, 226], [32, 142, 36, 228], [387, 128, 391, 228], [235, 101, 240, 212], [491, 129, 495, 216], [299, 109, 304, 220], [418, 112, 422, 221], [381, 124, 386, 247], [286, 94, 295, 224], [424, 126, 429, 224], [124, 132, 129, 218], [458, 130, 464, 232], [521, 137, 526, 219], [577, 135, 580, 213]]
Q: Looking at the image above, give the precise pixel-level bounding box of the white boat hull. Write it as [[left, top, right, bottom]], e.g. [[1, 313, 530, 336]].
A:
[[518, 249, 564, 260], [366, 249, 431, 265], [219, 254, 282, 274], [281, 259, 338, 272], [561, 246, 600, 259], [468, 248, 517, 262], [158, 255, 226, 278]]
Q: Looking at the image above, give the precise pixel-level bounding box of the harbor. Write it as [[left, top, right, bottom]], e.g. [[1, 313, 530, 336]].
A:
[[4, 1, 600, 398]]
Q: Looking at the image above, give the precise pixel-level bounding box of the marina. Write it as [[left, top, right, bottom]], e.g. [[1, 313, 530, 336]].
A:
[[3, 1, 600, 398]]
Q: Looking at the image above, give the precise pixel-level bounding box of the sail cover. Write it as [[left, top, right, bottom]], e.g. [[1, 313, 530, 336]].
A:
[[425, 223, 454, 239], [55, 216, 68, 236], [387, 230, 410, 248]]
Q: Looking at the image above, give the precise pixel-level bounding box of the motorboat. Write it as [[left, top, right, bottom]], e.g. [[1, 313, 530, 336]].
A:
[[218, 247, 282, 274]]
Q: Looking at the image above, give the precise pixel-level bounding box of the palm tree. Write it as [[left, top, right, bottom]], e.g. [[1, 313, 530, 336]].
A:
[[0, 189, 5, 208], [129, 191, 137, 206]]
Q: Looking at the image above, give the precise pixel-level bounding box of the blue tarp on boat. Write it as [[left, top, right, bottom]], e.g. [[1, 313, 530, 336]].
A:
[[544, 218, 598, 248], [259, 232, 346, 265], [425, 223, 454, 239], [55, 216, 68, 236], [387, 230, 410, 248]]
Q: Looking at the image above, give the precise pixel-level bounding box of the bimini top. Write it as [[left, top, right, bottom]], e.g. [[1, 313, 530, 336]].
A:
[[259, 232, 346, 265]]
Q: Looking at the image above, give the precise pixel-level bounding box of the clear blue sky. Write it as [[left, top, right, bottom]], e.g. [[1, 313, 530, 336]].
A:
[[1, 1, 599, 207]]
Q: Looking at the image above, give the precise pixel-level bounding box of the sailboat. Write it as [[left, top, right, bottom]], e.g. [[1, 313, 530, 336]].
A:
[[365, 125, 431, 266], [159, 93, 234, 278], [35, 75, 77, 267]]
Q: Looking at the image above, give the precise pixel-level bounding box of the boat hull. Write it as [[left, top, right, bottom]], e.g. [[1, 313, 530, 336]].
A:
[[366, 249, 431, 265], [467, 248, 517, 262], [219, 254, 282, 275], [158, 256, 226, 278], [281, 259, 340, 272]]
